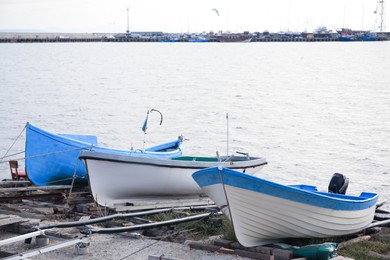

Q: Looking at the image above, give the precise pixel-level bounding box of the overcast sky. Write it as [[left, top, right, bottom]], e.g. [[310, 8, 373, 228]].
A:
[[0, 0, 387, 33]]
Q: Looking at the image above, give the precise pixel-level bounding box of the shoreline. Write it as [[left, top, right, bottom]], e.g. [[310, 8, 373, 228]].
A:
[[1, 32, 390, 43]]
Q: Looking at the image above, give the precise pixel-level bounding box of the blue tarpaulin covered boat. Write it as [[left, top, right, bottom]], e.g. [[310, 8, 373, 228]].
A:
[[25, 122, 183, 186]]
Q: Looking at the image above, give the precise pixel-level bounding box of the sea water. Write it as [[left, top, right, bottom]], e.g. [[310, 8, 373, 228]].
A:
[[0, 42, 389, 209]]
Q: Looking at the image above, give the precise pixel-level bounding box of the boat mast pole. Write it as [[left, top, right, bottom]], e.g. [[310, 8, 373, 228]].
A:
[[126, 7, 130, 34], [379, 0, 385, 32], [226, 113, 229, 158]]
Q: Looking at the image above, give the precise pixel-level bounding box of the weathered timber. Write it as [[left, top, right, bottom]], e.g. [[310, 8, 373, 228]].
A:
[[0, 185, 71, 203], [0, 185, 71, 193], [235, 249, 275, 260], [112, 195, 215, 212], [0, 214, 26, 227], [189, 242, 276, 260], [188, 242, 222, 252], [208, 239, 294, 259], [271, 248, 293, 260], [0, 181, 31, 188], [148, 255, 179, 260], [3, 219, 40, 234]]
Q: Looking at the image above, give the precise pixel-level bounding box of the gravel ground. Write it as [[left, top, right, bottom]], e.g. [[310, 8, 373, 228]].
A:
[[0, 229, 354, 260], [1, 228, 251, 260]]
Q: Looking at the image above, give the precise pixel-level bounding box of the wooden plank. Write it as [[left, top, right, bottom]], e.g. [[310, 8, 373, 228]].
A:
[[236, 249, 274, 260], [0, 193, 65, 203], [188, 242, 222, 252], [0, 180, 31, 187], [272, 248, 293, 260], [214, 238, 234, 248], [0, 185, 72, 193], [4, 219, 40, 234], [112, 195, 215, 212], [114, 202, 213, 212], [0, 215, 24, 227], [0, 214, 14, 220], [148, 255, 179, 260], [249, 246, 273, 255], [189, 242, 274, 260], [115, 195, 212, 205]]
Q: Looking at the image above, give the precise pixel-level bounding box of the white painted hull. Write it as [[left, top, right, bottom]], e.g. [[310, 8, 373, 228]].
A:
[[225, 185, 376, 247], [80, 151, 267, 207], [192, 167, 379, 247]]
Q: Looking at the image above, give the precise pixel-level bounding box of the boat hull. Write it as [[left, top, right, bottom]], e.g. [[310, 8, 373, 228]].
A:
[[193, 167, 379, 247], [25, 122, 183, 186], [79, 151, 267, 207]]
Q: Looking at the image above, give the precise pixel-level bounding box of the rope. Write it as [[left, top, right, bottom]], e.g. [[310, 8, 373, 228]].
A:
[[0, 146, 93, 165], [119, 212, 212, 260], [66, 144, 94, 207], [0, 124, 27, 163], [94, 198, 106, 218], [0, 151, 25, 159]]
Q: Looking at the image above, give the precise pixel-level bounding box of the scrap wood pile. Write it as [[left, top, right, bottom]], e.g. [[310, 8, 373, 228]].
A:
[[0, 180, 72, 204]]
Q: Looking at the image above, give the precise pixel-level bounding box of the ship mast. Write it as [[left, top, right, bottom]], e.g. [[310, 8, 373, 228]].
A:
[[126, 7, 130, 34], [377, 0, 385, 32]]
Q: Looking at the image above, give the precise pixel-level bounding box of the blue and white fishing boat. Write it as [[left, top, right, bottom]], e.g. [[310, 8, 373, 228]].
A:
[[192, 166, 379, 247], [25, 122, 183, 186], [79, 151, 267, 207]]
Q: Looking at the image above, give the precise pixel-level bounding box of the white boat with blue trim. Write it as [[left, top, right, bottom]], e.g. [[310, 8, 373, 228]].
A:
[[79, 151, 267, 207], [192, 166, 379, 247]]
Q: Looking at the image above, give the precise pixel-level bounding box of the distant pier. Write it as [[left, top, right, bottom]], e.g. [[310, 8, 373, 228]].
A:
[[1, 32, 389, 43], [0, 37, 342, 43]]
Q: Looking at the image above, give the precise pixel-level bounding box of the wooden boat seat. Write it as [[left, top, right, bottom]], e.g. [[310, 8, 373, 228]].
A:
[[9, 160, 27, 180]]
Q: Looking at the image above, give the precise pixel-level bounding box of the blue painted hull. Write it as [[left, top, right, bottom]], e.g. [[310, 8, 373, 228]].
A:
[[188, 39, 209, 42], [25, 122, 183, 186], [193, 167, 378, 211], [193, 167, 379, 246]]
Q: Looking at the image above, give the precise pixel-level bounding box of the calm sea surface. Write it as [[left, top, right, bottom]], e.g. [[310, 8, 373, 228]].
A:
[[0, 42, 389, 209]]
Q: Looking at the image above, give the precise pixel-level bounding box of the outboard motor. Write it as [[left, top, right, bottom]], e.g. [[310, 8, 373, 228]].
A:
[[328, 173, 349, 194]]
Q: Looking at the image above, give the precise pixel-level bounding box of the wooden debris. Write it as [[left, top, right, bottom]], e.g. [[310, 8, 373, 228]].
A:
[[272, 248, 294, 260], [0, 214, 26, 227], [213, 238, 234, 248], [0, 185, 71, 203], [188, 242, 222, 252], [337, 235, 372, 249], [3, 218, 40, 234], [0, 180, 31, 188], [0, 185, 72, 193], [112, 195, 215, 212], [188, 239, 296, 260], [235, 249, 275, 260], [148, 255, 179, 260], [0, 213, 38, 235]]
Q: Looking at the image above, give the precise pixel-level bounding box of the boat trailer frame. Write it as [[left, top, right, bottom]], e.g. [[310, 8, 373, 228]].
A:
[[0, 229, 90, 260]]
